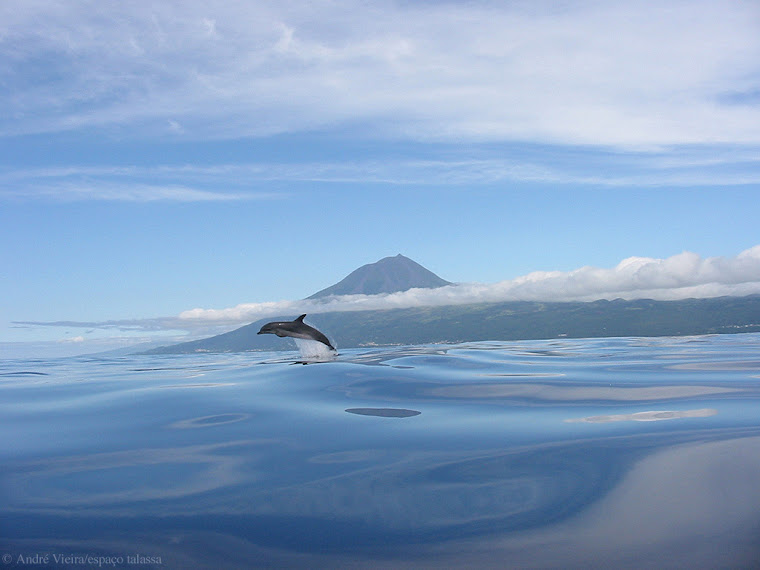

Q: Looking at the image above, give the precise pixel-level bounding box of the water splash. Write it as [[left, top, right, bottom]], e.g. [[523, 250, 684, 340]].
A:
[[293, 338, 337, 361]]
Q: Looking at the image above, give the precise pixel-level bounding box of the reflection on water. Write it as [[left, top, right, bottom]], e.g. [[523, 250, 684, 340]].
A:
[[169, 413, 250, 428], [429, 382, 739, 401], [2, 335, 760, 567], [565, 408, 718, 423], [672, 360, 760, 370], [4, 440, 258, 508]]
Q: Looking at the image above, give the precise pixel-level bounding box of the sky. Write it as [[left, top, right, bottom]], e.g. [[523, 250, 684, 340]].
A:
[[2, 0, 760, 357]]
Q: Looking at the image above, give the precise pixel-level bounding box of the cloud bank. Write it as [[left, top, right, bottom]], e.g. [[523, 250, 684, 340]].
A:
[[18, 246, 760, 334], [177, 245, 760, 327], [2, 0, 760, 147]]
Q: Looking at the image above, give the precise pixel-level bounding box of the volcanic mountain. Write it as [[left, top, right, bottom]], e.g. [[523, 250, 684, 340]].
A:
[[141, 253, 760, 355], [307, 254, 451, 299]]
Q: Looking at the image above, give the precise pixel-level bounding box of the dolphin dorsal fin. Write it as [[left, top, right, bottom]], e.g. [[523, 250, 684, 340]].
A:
[[295, 314, 307, 322]]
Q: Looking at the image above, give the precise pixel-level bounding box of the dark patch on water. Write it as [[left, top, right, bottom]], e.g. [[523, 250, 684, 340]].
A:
[[345, 407, 421, 418]]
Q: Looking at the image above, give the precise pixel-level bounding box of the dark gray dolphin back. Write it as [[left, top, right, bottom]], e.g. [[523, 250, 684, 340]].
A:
[[295, 315, 335, 350], [258, 314, 335, 350]]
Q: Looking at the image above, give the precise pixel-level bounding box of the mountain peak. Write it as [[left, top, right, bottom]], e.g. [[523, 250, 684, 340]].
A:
[[307, 254, 451, 299]]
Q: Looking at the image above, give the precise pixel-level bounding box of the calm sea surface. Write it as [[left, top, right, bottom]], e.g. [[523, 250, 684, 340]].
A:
[[2, 334, 760, 569]]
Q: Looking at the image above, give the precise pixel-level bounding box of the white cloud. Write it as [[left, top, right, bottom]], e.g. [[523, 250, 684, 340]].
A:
[[18, 245, 760, 335], [59, 335, 85, 344], [177, 245, 760, 326], [2, 0, 759, 146]]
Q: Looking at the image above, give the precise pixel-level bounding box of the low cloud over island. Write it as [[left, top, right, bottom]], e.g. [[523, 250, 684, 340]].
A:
[[19, 245, 760, 336], [178, 246, 760, 326]]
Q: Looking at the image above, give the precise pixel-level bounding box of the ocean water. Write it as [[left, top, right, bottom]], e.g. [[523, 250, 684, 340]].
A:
[[2, 334, 760, 569]]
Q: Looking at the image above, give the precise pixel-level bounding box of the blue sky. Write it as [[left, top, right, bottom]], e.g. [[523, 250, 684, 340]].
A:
[[2, 0, 760, 356]]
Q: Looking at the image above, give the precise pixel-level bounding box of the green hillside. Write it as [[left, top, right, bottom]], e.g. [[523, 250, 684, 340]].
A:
[[143, 294, 760, 354]]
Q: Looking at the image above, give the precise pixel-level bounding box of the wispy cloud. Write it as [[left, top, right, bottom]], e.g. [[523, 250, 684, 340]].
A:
[[12, 317, 193, 333], [19, 245, 760, 334], [3, 145, 760, 204], [2, 1, 759, 147], [13, 182, 275, 202], [0, 166, 286, 202]]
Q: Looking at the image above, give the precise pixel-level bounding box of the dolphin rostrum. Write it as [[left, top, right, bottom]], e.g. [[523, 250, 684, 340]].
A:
[[257, 314, 336, 350]]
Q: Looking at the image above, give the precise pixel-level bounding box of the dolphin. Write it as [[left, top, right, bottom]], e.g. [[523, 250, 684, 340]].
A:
[[257, 314, 336, 351]]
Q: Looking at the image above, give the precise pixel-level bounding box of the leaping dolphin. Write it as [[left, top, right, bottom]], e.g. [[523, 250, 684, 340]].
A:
[[257, 314, 336, 351]]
